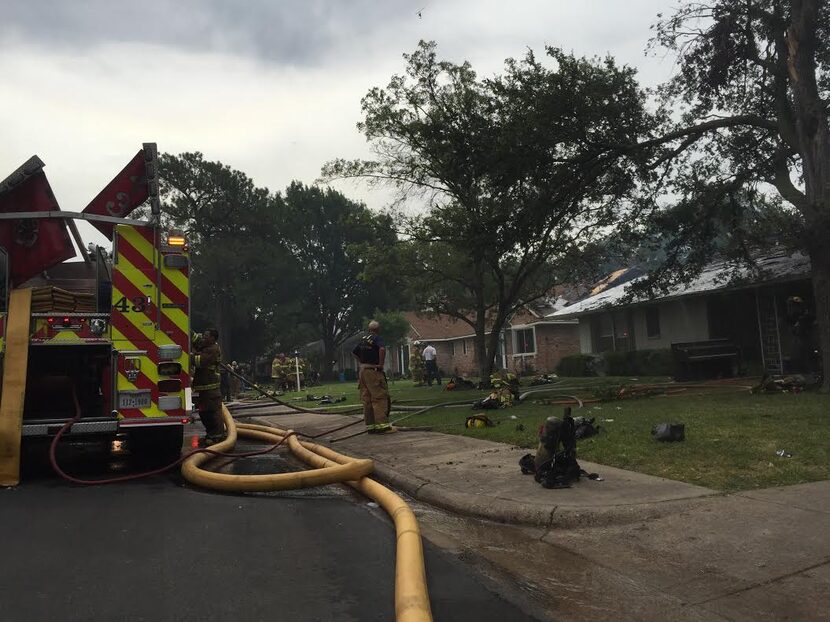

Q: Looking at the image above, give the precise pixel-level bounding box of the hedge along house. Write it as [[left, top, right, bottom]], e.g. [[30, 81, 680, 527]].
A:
[[548, 251, 817, 377]]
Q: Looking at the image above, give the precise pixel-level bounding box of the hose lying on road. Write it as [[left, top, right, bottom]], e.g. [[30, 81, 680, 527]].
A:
[[237, 423, 431, 622], [181, 408, 433, 622], [180, 412, 374, 492], [50, 401, 432, 622]]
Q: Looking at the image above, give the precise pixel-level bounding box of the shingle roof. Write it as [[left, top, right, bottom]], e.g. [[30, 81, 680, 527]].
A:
[[404, 312, 479, 341], [549, 251, 811, 319]]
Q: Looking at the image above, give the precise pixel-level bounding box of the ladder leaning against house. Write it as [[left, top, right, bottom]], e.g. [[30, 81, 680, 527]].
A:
[[755, 289, 784, 375]]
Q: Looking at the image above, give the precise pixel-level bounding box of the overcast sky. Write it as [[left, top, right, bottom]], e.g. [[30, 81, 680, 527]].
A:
[[0, 0, 678, 250]]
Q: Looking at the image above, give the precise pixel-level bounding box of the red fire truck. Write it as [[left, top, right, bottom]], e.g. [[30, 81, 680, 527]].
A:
[[0, 144, 191, 469]]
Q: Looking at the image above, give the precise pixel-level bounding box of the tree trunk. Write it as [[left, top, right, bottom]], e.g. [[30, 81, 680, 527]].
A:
[[808, 243, 830, 392], [787, 0, 830, 392], [485, 317, 506, 375], [474, 311, 491, 382]]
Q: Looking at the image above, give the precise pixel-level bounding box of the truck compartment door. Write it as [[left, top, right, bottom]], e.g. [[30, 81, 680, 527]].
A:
[[111, 225, 157, 343]]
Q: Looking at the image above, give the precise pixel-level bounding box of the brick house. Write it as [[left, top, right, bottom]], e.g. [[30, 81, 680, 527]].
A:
[[385, 304, 580, 378]]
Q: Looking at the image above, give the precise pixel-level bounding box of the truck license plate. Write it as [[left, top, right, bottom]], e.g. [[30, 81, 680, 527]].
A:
[[118, 391, 152, 409]]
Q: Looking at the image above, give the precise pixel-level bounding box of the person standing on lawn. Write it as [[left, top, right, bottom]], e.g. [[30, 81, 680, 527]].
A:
[[409, 341, 426, 386], [352, 320, 394, 434], [422, 342, 441, 386]]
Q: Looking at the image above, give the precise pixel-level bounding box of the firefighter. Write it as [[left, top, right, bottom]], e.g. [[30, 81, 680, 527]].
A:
[[490, 369, 518, 407], [352, 320, 394, 434], [271, 355, 281, 392], [229, 361, 241, 399], [192, 328, 226, 446], [271, 353, 288, 393], [220, 364, 231, 402], [409, 341, 425, 386]]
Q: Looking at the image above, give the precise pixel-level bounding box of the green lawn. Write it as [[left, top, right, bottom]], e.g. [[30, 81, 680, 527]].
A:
[[287, 377, 830, 492]]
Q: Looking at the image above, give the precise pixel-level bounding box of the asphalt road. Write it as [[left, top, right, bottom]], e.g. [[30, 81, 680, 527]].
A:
[[0, 429, 540, 622]]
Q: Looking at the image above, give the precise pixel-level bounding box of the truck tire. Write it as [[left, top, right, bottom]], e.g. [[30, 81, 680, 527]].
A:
[[127, 426, 184, 463]]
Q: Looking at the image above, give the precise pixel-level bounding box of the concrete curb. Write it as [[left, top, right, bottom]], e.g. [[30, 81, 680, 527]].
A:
[[370, 459, 722, 528], [250, 416, 720, 528]]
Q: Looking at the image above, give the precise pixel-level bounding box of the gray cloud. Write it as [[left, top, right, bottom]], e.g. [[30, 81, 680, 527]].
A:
[[0, 0, 416, 65]]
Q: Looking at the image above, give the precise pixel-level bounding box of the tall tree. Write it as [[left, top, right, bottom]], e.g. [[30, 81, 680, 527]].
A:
[[282, 182, 399, 378], [322, 41, 655, 379], [158, 152, 296, 359], [642, 0, 830, 390]]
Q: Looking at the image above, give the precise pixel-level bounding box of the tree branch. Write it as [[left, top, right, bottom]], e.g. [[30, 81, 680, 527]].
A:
[[638, 114, 779, 151]]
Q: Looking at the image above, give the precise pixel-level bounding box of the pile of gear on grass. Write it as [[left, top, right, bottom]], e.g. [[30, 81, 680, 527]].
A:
[[519, 407, 602, 489], [750, 373, 810, 394], [452, 372, 688, 490], [303, 393, 347, 405], [518, 408, 685, 489]]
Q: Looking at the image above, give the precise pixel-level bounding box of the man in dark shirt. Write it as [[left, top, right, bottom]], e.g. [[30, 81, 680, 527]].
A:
[[352, 320, 394, 434]]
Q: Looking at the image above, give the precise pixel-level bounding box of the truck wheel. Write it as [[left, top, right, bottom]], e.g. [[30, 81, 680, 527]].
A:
[[127, 426, 184, 463]]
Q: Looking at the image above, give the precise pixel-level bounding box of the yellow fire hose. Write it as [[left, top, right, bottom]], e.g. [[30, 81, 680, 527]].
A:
[[182, 407, 433, 622]]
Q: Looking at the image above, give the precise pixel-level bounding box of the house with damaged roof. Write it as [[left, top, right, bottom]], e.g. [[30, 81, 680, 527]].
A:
[[548, 251, 819, 377]]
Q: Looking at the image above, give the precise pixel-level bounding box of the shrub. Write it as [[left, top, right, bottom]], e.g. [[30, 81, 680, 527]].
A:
[[556, 354, 598, 377], [603, 351, 632, 376], [597, 349, 674, 377], [634, 349, 674, 376]]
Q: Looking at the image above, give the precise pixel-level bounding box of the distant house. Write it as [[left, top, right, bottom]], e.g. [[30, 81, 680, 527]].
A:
[[383, 302, 580, 378], [549, 251, 818, 375]]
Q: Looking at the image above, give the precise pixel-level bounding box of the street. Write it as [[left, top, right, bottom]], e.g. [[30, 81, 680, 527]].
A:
[[0, 430, 540, 622]]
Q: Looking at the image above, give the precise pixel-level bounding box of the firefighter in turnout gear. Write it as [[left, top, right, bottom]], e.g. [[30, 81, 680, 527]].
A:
[[490, 369, 519, 407], [409, 341, 425, 386], [271, 353, 288, 393], [352, 320, 394, 434], [192, 329, 226, 446]]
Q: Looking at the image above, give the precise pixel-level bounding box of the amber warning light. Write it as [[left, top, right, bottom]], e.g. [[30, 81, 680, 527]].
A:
[[167, 232, 186, 247]]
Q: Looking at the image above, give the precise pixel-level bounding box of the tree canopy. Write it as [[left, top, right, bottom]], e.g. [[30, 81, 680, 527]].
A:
[[282, 182, 400, 377], [158, 152, 295, 360], [323, 40, 655, 379]]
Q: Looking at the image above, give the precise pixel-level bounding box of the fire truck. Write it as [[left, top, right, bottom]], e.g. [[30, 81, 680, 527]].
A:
[[0, 144, 191, 481]]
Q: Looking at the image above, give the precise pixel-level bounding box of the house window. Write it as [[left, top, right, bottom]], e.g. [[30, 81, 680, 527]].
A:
[[595, 314, 614, 353], [514, 327, 536, 354], [450, 341, 456, 356], [646, 306, 661, 339], [462, 339, 468, 355]]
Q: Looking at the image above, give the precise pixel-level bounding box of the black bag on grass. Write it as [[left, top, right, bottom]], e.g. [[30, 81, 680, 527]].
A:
[[573, 416, 600, 440], [472, 395, 500, 410], [652, 422, 685, 442]]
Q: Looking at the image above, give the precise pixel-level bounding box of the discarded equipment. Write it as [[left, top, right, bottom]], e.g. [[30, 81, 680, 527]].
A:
[[519, 407, 599, 489], [573, 416, 600, 439], [651, 422, 685, 442], [465, 414, 495, 429]]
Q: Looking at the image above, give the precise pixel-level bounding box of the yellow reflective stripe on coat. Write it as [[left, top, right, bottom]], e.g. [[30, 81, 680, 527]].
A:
[[193, 382, 220, 391]]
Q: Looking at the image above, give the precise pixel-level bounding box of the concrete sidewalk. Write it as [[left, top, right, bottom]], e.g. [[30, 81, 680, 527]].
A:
[[251, 409, 717, 527], [248, 407, 830, 621]]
